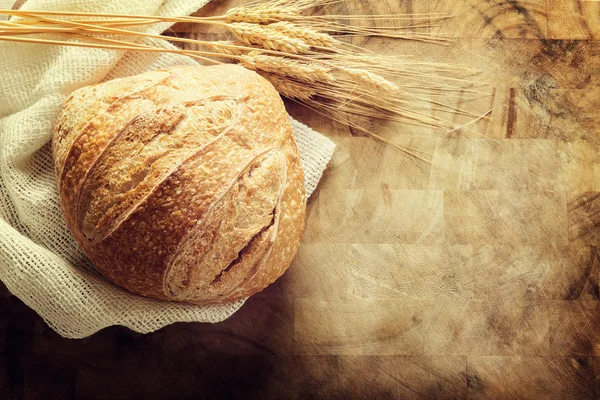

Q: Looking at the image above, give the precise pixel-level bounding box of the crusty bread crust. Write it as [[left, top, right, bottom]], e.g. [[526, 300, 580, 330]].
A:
[[53, 65, 306, 304]]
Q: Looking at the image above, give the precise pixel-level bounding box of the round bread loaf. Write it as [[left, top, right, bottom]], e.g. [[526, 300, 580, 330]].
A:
[[52, 65, 306, 304]]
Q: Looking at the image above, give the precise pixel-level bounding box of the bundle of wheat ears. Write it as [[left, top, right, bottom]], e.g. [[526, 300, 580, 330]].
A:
[[0, 0, 490, 155]]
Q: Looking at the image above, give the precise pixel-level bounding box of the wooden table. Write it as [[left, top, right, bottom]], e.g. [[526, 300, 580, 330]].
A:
[[2, 0, 600, 398]]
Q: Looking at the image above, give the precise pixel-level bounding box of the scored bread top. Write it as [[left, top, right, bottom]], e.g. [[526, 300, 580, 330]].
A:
[[53, 65, 306, 304]]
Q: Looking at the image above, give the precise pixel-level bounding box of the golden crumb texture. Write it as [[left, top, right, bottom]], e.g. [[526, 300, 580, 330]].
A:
[[52, 65, 306, 304]]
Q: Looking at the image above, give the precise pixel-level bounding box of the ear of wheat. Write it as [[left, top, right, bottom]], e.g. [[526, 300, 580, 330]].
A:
[[0, 0, 490, 156]]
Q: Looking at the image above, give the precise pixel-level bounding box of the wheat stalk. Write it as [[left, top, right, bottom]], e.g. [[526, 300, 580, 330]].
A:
[[0, 7, 452, 44], [227, 22, 310, 53], [240, 52, 334, 83], [339, 68, 400, 93], [268, 22, 338, 48], [258, 72, 316, 101], [0, 1, 492, 157], [201, 41, 247, 56], [224, 4, 299, 23]]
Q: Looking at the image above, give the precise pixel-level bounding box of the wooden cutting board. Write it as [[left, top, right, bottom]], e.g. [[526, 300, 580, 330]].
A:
[[2, 0, 600, 399]]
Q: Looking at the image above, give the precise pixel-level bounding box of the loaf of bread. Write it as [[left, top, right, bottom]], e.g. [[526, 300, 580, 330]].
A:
[[52, 65, 306, 304]]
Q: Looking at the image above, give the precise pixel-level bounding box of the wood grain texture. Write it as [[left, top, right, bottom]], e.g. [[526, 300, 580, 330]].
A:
[[2, 0, 600, 398]]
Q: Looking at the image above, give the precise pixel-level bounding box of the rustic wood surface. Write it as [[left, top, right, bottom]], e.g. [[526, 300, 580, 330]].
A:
[[2, 0, 600, 398]]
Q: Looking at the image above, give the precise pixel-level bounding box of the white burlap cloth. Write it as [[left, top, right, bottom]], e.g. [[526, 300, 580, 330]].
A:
[[0, 0, 335, 338]]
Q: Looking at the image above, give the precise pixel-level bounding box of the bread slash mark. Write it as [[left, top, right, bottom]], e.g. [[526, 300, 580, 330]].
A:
[[211, 211, 276, 285]]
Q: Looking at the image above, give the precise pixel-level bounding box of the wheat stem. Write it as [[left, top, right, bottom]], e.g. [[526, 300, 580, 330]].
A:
[[268, 22, 338, 48], [224, 4, 299, 23], [227, 22, 310, 53], [240, 52, 334, 83], [0, 34, 221, 64], [339, 68, 400, 92], [0, 4, 491, 144], [259, 73, 316, 101]]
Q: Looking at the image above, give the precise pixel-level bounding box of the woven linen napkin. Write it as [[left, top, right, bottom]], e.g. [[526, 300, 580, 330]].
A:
[[0, 0, 335, 338]]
